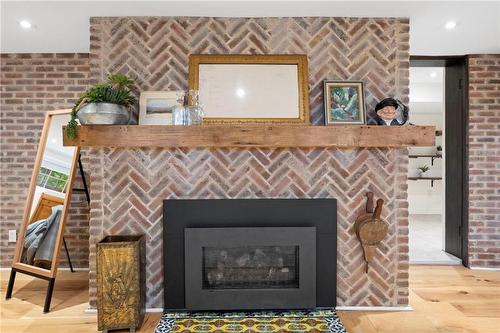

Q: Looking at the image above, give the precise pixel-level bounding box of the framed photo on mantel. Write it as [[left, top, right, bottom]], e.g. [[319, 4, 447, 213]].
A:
[[188, 54, 310, 124], [139, 91, 182, 125], [323, 80, 366, 125]]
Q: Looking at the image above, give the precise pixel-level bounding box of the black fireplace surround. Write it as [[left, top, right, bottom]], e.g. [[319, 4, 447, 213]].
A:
[[163, 199, 337, 311]]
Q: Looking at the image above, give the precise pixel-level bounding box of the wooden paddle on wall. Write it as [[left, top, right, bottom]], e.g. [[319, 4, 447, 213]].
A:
[[355, 193, 389, 273]]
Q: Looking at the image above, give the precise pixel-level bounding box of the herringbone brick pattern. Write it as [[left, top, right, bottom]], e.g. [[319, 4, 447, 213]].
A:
[[87, 147, 409, 308], [87, 17, 410, 308], [90, 17, 409, 124]]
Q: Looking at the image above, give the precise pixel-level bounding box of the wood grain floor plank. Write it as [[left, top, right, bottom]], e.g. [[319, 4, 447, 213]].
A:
[[337, 311, 378, 333], [1, 266, 499, 333]]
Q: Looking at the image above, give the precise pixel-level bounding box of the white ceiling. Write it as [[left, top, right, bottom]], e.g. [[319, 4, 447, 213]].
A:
[[1, 1, 499, 55]]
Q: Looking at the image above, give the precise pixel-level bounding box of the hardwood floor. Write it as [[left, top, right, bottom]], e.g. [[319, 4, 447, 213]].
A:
[[1, 265, 499, 333], [341, 266, 500, 333]]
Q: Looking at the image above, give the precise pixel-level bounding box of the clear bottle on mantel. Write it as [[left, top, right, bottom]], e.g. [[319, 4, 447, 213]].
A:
[[172, 90, 204, 125], [188, 89, 204, 125], [172, 91, 189, 125]]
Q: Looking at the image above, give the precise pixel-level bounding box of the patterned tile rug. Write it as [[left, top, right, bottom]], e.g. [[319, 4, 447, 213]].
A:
[[154, 309, 347, 333]]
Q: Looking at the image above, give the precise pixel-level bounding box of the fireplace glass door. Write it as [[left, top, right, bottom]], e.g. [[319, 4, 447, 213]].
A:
[[185, 227, 316, 310], [202, 245, 300, 290]]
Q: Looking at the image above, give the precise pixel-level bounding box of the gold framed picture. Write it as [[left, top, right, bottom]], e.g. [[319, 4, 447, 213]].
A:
[[188, 54, 310, 124], [139, 91, 182, 125], [323, 81, 366, 125]]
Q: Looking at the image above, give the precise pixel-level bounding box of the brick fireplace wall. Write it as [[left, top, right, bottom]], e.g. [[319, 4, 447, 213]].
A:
[[0, 53, 90, 268], [87, 16, 411, 308], [467, 54, 500, 268]]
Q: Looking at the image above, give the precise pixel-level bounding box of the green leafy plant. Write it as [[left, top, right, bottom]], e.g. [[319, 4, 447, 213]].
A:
[[418, 165, 430, 174], [65, 74, 137, 140]]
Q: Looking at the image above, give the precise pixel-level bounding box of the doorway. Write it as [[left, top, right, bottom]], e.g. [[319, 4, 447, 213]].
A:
[[408, 56, 468, 265]]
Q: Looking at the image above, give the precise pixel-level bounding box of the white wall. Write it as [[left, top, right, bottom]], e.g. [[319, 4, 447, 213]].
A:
[[408, 67, 444, 215], [408, 156, 443, 214]]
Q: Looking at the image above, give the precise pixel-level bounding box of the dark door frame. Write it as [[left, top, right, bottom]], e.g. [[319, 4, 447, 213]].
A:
[[409, 55, 469, 266]]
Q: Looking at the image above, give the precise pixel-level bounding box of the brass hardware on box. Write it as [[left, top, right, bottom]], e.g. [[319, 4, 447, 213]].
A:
[[354, 192, 389, 273]]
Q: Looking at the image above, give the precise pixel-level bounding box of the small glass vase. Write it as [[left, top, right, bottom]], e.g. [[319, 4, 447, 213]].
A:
[[187, 90, 204, 125], [172, 90, 204, 125]]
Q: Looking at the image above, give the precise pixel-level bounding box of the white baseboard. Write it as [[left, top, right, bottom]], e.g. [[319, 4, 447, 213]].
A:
[[87, 307, 416, 314], [146, 308, 165, 313], [336, 306, 412, 312], [85, 307, 164, 314], [84, 306, 414, 314], [469, 266, 500, 271], [84, 307, 97, 314], [410, 260, 461, 265]]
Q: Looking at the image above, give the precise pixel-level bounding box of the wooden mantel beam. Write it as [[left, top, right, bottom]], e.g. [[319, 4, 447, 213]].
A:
[[62, 125, 435, 148]]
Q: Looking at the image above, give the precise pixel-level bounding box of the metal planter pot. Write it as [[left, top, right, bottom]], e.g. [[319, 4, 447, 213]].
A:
[[77, 102, 130, 125]]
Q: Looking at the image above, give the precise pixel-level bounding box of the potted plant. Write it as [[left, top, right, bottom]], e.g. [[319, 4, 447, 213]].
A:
[[66, 74, 136, 139], [417, 165, 430, 177], [436, 145, 442, 156]]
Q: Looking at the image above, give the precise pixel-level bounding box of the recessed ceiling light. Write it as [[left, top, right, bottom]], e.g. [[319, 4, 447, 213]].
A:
[[445, 21, 457, 30], [430, 72, 437, 78], [19, 20, 32, 29], [236, 88, 246, 98]]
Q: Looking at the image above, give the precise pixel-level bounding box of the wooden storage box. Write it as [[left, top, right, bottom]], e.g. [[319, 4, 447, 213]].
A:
[[97, 235, 145, 333]]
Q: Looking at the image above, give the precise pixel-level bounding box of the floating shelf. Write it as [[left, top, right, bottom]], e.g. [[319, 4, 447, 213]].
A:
[[408, 176, 443, 180], [408, 154, 442, 158], [409, 154, 442, 165], [408, 176, 442, 187], [62, 125, 435, 148]]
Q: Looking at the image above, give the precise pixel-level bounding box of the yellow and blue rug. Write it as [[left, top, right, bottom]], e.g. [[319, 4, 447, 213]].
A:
[[154, 309, 347, 333]]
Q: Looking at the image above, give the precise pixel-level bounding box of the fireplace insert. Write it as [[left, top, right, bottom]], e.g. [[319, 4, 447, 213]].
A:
[[185, 227, 316, 310], [163, 199, 336, 311]]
